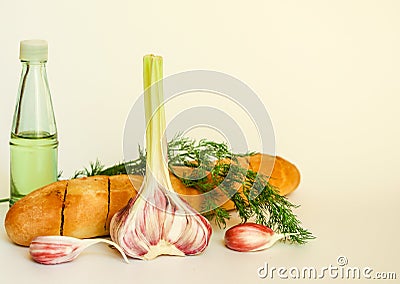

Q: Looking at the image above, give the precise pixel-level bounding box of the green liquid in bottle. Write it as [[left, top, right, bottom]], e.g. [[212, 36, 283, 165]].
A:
[[9, 131, 58, 206]]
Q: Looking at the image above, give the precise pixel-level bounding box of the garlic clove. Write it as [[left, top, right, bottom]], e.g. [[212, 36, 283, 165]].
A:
[[29, 236, 129, 265], [224, 223, 294, 252]]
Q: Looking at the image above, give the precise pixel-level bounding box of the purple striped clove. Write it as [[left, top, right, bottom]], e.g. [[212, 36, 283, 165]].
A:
[[224, 223, 297, 252], [29, 236, 129, 265]]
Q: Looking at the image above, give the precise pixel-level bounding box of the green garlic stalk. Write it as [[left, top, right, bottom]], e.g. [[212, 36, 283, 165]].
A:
[[110, 55, 212, 260]]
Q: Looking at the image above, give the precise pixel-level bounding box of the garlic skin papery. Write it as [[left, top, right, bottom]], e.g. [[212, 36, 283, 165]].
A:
[[110, 55, 212, 260]]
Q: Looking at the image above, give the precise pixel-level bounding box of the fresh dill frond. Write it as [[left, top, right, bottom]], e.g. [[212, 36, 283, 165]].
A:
[[72, 159, 105, 178], [100, 146, 146, 176], [74, 134, 314, 244]]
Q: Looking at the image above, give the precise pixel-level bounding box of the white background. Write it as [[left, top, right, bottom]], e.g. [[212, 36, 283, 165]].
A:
[[0, 0, 399, 283]]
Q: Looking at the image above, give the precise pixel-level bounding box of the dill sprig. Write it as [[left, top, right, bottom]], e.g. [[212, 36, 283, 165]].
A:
[[74, 134, 314, 244], [72, 160, 104, 178]]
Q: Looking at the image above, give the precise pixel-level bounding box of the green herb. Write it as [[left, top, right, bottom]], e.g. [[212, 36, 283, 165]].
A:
[[74, 134, 314, 244], [72, 160, 104, 178]]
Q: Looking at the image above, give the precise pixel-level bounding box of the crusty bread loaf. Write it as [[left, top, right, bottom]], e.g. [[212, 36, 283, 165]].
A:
[[5, 154, 300, 246]]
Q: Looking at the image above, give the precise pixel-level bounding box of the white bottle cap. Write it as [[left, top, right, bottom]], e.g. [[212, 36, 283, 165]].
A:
[[19, 40, 48, 61]]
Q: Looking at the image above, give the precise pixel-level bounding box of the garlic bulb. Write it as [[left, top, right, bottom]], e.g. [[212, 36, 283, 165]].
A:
[[110, 55, 212, 260]]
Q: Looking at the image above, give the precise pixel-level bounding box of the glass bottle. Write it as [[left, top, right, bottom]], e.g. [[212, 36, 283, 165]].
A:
[[9, 40, 58, 206]]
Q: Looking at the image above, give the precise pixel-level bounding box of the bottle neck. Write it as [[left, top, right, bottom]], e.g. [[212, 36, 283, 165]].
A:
[[21, 60, 47, 76], [22, 60, 47, 64]]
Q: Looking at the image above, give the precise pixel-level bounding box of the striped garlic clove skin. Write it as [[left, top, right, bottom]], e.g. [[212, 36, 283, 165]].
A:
[[110, 181, 212, 260], [30, 236, 85, 264], [224, 223, 287, 252], [29, 236, 129, 265]]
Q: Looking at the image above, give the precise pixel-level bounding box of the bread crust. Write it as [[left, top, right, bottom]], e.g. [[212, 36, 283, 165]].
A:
[[63, 176, 109, 238], [249, 154, 301, 196], [5, 180, 67, 246]]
